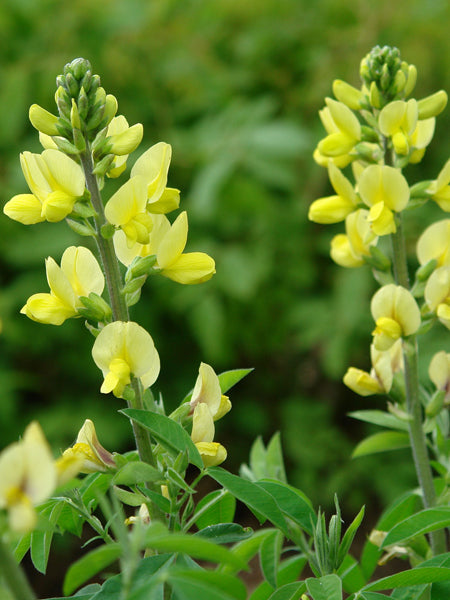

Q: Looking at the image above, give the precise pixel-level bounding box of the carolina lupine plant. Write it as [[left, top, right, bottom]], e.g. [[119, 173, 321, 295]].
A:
[[2, 52, 450, 600]]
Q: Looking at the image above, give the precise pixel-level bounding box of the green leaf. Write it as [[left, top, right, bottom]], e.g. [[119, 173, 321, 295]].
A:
[[358, 594, 392, 600], [248, 555, 307, 600], [113, 485, 148, 507], [382, 508, 450, 547], [352, 431, 410, 457], [338, 505, 365, 565], [363, 567, 450, 592], [218, 368, 253, 394], [112, 461, 162, 486], [30, 502, 63, 574], [194, 523, 252, 544], [207, 467, 289, 535], [306, 574, 342, 600], [139, 487, 171, 514], [266, 433, 287, 483], [266, 582, 306, 600], [192, 490, 236, 529], [349, 410, 409, 432], [260, 530, 283, 588], [168, 568, 247, 600], [63, 543, 122, 596], [220, 529, 278, 575], [144, 527, 247, 570], [257, 480, 316, 535], [249, 436, 267, 479], [121, 409, 203, 469]]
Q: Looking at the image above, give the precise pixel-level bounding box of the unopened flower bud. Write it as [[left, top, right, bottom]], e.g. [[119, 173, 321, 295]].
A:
[[77, 86, 89, 120], [65, 72, 79, 97], [332, 79, 363, 110], [29, 104, 59, 136], [55, 86, 71, 118], [70, 99, 81, 130], [403, 64, 417, 97], [425, 390, 445, 417], [369, 81, 381, 109], [418, 90, 448, 119]]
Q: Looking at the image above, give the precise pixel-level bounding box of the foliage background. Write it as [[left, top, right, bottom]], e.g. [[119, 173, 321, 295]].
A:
[[1, 0, 450, 556]]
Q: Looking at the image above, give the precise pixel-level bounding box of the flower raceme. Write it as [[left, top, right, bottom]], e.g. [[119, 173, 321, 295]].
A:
[[0, 422, 57, 533], [371, 284, 421, 351], [92, 321, 160, 398], [21, 246, 105, 325], [114, 211, 216, 285], [3, 149, 85, 224]]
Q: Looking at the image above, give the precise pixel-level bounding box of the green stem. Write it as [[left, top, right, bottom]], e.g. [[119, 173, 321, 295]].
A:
[[79, 149, 162, 516], [391, 218, 446, 555], [0, 536, 36, 600]]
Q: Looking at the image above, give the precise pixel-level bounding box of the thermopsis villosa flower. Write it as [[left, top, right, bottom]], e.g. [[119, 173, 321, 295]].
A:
[[3, 149, 85, 224], [0, 422, 57, 533], [21, 246, 105, 325], [92, 321, 160, 398], [60, 419, 116, 474]]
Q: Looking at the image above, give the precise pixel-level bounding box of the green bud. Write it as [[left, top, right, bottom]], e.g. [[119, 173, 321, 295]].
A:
[[65, 72, 79, 97], [354, 141, 384, 163], [91, 128, 109, 157], [80, 70, 92, 93], [79, 292, 112, 322], [55, 86, 71, 119], [425, 390, 445, 417], [387, 401, 412, 422], [66, 218, 96, 237], [52, 136, 80, 155], [89, 74, 101, 95], [416, 258, 437, 282], [71, 201, 97, 219], [100, 222, 116, 239], [129, 255, 158, 279], [77, 86, 89, 121], [121, 275, 147, 295], [73, 128, 86, 152], [369, 81, 381, 109], [392, 69, 406, 95], [70, 99, 81, 130], [388, 373, 406, 404], [360, 125, 380, 143], [93, 154, 115, 177], [410, 180, 433, 199], [364, 245, 391, 271]]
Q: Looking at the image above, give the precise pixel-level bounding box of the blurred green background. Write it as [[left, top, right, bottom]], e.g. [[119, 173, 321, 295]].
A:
[[1, 0, 450, 533]]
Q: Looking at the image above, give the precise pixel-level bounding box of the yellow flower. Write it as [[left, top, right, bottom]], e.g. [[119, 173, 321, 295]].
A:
[[4, 149, 85, 224], [191, 403, 227, 467], [408, 118, 436, 164], [371, 284, 421, 351], [417, 219, 450, 267], [425, 159, 450, 211], [59, 419, 116, 475], [343, 340, 403, 396], [190, 362, 231, 421], [106, 116, 135, 177], [428, 351, 450, 401], [114, 211, 215, 285], [29, 104, 59, 136], [92, 321, 160, 398], [358, 165, 409, 235], [308, 163, 358, 224], [0, 422, 57, 533], [424, 266, 450, 329], [105, 177, 153, 247], [332, 79, 364, 110], [107, 122, 143, 156], [131, 142, 180, 214], [316, 98, 361, 159], [330, 209, 377, 268], [378, 100, 418, 155], [21, 246, 104, 325]]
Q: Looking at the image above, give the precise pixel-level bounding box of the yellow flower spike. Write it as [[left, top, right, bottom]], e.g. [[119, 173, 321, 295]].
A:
[[190, 362, 231, 421], [308, 163, 358, 224], [424, 266, 450, 329], [417, 219, 450, 266], [106, 116, 134, 177], [156, 211, 216, 284], [4, 149, 85, 224], [105, 177, 153, 247], [21, 246, 104, 325], [92, 321, 160, 398], [316, 98, 361, 157], [330, 209, 377, 268], [332, 79, 364, 110], [29, 104, 59, 136], [371, 284, 421, 351], [61, 419, 116, 474], [108, 122, 143, 156], [131, 142, 181, 214], [0, 422, 57, 533], [358, 165, 410, 236]]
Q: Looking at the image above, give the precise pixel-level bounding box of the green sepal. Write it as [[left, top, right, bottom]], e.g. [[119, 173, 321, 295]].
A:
[[66, 218, 96, 237]]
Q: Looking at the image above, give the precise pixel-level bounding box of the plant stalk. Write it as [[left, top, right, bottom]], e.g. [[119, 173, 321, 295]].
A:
[[0, 536, 36, 600], [391, 217, 446, 555]]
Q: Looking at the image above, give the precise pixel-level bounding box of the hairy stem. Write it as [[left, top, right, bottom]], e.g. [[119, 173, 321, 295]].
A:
[[0, 537, 36, 600], [79, 149, 160, 506], [391, 217, 446, 555]]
